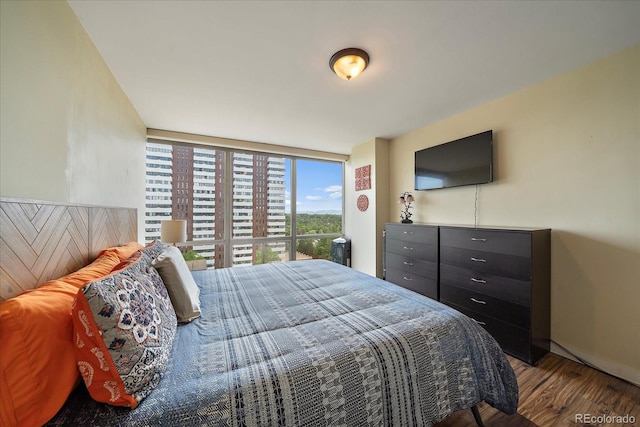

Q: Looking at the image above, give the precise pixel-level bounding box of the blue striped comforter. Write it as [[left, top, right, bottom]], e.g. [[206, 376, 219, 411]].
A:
[[48, 259, 517, 426]]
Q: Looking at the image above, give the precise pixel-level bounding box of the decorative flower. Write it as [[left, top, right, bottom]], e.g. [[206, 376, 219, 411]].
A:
[[99, 304, 115, 318], [116, 278, 161, 344], [399, 191, 415, 223], [109, 338, 126, 351]]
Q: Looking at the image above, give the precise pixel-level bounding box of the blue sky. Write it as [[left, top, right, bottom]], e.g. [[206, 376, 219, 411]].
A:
[[284, 159, 343, 214]]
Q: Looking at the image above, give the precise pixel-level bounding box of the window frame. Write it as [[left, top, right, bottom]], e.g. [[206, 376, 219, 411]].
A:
[[145, 141, 345, 267]]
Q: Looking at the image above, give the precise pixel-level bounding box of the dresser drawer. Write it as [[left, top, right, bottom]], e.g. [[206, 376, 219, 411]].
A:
[[440, 284, 530, 329], [386, 238, 437, 262], [386, 252, 437, 280], [440, 227, 531, 257], [440, 246, 531, 280], [386, 224, 438, 244], [386, 268, 438, 299], [446, 302, 530, 361], [440, 264, 530, 306]]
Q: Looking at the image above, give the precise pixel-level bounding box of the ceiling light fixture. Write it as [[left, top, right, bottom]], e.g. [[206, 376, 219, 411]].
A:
[[329, 48, 369, 81]]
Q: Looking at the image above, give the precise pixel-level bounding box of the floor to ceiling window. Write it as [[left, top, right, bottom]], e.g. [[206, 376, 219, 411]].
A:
[[293, 159, 344, 261], [144, 142, 343, 268]]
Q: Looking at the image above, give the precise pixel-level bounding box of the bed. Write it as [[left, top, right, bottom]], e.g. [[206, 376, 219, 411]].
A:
[[0, 198, 518, 427]]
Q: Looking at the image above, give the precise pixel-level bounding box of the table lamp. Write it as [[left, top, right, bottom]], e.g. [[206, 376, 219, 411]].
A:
[[161, 219, 187, 246]]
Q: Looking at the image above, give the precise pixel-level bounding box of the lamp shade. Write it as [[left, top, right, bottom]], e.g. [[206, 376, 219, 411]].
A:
[[330, 48, 369, 81], [161, 219, 187, 245]]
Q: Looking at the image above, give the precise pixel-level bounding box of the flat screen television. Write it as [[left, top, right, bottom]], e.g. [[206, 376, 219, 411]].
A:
[[414, 130, 493, 191]]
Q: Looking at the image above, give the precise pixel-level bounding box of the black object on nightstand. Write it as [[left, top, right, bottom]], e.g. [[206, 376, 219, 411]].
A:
[[330, 238, 351, 267]]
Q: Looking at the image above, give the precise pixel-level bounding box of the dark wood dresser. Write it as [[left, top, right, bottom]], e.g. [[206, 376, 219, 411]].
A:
[[384, 223, 551, 365], [383, 223, 439, 299]]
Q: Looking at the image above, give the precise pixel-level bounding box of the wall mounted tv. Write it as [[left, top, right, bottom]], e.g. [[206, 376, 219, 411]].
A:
[[414, 130, 493, 191]]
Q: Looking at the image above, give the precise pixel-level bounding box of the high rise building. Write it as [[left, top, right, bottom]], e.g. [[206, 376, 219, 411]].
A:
[[145, 143, 173, 240], [145, 143, 286, 267]]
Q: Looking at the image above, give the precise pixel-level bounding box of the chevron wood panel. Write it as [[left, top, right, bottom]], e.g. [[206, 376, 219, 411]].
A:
[[0, 202, 89, 300], [88, 207, 137, 259], [0, 198, 137, 301]]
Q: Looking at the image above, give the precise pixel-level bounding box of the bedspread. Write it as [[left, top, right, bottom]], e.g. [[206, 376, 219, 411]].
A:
[[48, 259, 517, 426]]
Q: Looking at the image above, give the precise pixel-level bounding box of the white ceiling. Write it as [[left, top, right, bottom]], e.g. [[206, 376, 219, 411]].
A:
[[67, 1, 640, 155]]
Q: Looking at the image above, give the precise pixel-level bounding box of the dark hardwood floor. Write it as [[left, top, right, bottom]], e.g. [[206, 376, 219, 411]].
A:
[[434, 353, 640, 427]]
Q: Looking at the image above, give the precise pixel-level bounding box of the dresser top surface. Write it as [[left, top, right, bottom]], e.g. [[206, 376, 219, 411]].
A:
[[386, 222, 550, 233]]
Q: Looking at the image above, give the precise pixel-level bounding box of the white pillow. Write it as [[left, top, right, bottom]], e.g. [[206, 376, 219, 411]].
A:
[[152, 246, 201, 322]]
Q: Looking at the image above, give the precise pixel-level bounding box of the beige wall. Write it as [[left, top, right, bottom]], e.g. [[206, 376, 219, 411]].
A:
[[0, 0, 147, 240], [2, 0, 637, 385], [346, 138, 390, 276], [387, 46, 639, 384]]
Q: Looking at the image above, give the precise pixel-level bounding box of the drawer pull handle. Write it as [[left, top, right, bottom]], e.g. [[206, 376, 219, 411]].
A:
[[472, 318, 487, 326], [471, 238, 487, 242], [470, 257, 486, 263], [470, 277, 487, 284], [403, 276, 413, 281], [403, 231, 414, 235], [403, 261, 414, 266], [471, 297, 487, 305], [403, 246, 414, 251]]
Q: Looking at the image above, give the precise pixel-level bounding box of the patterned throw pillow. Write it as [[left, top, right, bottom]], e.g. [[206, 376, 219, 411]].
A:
[[139, 240, 170, 263], [72, 249, 177, 408]]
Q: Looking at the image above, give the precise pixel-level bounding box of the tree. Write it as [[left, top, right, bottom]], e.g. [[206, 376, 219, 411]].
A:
[[297, 239, 315, 257], [286, 213, 342, 235], [182, 250, 204, 261], [254, 245, 282, 264]]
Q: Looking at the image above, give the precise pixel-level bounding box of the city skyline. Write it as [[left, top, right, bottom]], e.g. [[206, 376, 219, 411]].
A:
[[145, 143, 344, 267]]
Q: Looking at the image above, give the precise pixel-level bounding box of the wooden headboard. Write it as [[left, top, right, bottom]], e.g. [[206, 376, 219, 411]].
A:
[[0, 197, 137, 301]]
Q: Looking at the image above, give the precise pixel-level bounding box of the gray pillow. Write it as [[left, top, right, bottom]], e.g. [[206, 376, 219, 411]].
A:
[[152, 246, 201, 322]]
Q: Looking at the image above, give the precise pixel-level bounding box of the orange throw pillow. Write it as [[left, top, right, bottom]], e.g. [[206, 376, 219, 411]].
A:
[[0, 250, 132, 427], [0, 281, 80, 427], [98, 241, 144, 262], [59, 251, 121, 288], [110, 251, 142, 273]]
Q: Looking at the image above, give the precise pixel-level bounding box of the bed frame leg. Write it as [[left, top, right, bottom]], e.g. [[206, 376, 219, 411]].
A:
[[471, 405, 485, 427]]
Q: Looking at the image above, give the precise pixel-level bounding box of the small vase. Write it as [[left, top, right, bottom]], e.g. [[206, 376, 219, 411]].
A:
[[401, 219, 413, 224]]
